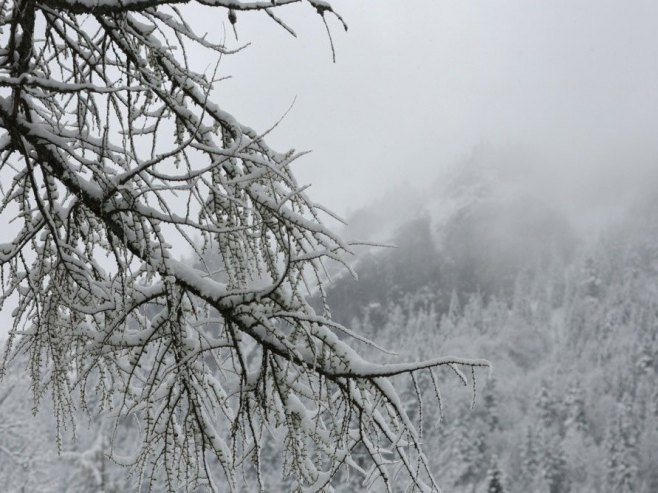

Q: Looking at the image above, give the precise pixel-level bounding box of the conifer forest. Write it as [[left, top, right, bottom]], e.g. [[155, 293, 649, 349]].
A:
[[0, 1, 657, 492]]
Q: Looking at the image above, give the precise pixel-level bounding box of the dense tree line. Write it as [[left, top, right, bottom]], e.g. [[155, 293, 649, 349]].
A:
[[3, 164, 658, 490], [339, 197, 658, 492]]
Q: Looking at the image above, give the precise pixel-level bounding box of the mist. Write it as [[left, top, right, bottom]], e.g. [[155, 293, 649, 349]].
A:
[[2, 1, 658, 491], [184, 0, 658, 234]]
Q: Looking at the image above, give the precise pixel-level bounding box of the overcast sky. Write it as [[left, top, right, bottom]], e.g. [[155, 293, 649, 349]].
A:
[[3, 0, 658, 335], [185, 0, 658, 223]]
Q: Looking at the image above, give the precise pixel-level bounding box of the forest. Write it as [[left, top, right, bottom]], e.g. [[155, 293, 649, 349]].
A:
[[1, 0, 657, 490], [2, 152, 656, 491]]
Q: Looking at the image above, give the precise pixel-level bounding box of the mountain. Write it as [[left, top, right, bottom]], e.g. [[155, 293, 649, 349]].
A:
[[328, 148, 576, 324], [2, 150, 658, 491], [321, 152, 658, 492]]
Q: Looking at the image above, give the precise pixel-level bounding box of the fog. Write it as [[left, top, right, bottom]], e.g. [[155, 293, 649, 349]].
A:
[[3, 0, 657, 363], [186, 0, 658, 231], [3, 2, 658, 491]]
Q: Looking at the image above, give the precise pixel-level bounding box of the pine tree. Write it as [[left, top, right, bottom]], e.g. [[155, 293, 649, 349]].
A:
[[463, 291, 485, 333], [441, 289, 462, 335], [486, 455, 505, 493], [606, 396, 638, 493], [582, 257, 603, 299], [537, 382, 561, 431], [449, 416, 473, 485], [512, 270, 535, 322], [450, 417, 487, 486], [565, 381, 588, 436], [482, 376, 501, 432], [542, 439, 570, 493], [520, 425, 540, 488]]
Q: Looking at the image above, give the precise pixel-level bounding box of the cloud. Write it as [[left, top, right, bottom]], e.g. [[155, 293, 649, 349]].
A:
[[181, 0, 658, 229]]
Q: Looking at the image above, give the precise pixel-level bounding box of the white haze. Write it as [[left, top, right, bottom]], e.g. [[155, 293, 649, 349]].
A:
[[1, 1, 658, 337], [186, 0, 658, 228]]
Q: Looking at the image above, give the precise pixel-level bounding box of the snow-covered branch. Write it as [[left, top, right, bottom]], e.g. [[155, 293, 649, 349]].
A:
[[0, 1, 488, 490]]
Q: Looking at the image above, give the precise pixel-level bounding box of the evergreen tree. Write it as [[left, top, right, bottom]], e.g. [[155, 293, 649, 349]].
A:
[[542, 439, 570, 493], [520, 426, 540, 489], [565, 381, 588, 436], [582, 257, 603, 299], [486, 455, 506, 493], [449, 416, 481, 488], [482, 376, 501, 432], [441, 289, 462, 335], [606, 397, 638, 493], [537, 382, 561, 431]]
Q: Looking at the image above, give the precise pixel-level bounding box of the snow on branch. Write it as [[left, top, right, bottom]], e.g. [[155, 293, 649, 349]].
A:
[[0, 1, 489, 491], [45, 0, 300, 15]]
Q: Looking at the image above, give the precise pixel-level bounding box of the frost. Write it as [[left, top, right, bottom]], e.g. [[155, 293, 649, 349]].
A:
[[0, 1, 487, 491]]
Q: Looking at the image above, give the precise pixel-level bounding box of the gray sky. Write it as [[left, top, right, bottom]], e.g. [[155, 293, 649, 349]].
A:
[[188, 0, 658, 222], [3, 0, 658, 335]]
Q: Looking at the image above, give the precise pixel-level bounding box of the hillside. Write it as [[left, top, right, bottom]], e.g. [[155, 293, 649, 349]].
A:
[[1, 156, 657, 492], [321, 158, 658, 492]]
